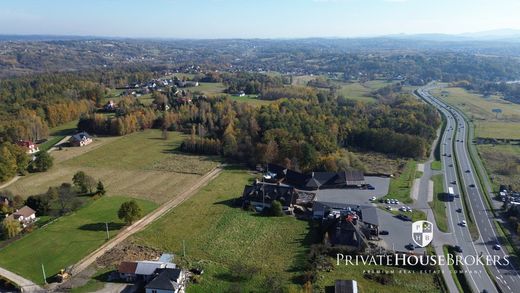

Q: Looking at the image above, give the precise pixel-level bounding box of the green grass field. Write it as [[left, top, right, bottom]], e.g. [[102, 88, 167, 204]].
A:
[[316, 257, 442, 293], [8, 129, 219, 203], [228, 94, 272, 106], [133, 168, 311, 292], [432, 87, 520, 139], [38, 120, 78, 152], [431, 160, 442, 171], [430, 175, 448, 232], [0, 196, 157, 285], [384, 160, 417, 204]]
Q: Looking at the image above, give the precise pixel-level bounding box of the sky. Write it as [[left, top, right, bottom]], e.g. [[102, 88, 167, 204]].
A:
[[1, 0, 520, 38]]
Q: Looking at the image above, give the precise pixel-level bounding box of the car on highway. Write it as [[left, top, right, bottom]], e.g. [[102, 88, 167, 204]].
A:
[[449, 164, 453, 167], [454, 245, 463, 253], [493, 244, 501, 250], [460, 220, 467, 227], [451, 181, 456, 185], [406, 243, 415, 250], [465, 169, 471, 173], [469, 184, 475, 188], [456, 208, 462, 213]]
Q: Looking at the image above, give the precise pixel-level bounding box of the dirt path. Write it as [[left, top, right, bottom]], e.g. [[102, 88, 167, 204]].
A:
[[67, 166, 223, 277]]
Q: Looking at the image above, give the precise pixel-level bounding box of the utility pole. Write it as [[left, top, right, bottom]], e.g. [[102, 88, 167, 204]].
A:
[[105, 222, 110, 240], [41, 263, 47, 284], [183, 240, 186, 257]]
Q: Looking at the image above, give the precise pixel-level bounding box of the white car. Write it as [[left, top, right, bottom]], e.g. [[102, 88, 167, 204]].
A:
[[395, 200, 400, 205], [386, 206, 392, 211], [460, 220, 467, 227], [369, 196, 376, 201], [406, 207, 412, 212]]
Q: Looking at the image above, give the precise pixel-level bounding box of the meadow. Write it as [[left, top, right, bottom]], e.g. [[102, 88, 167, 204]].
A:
[[133, 168, 311, 292], [432, 87, 520, 139], [7, 129, 220, 204], [0, 196, 157, 284]]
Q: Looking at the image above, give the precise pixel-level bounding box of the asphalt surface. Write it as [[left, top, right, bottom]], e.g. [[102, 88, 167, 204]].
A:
[[417, 85, 520, 293]]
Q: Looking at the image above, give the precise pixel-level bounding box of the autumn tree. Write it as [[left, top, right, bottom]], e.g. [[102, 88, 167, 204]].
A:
[[1, 218, 21, 239]]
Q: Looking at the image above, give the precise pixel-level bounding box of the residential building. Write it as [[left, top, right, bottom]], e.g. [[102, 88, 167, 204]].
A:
[[242, 180, 296, 212], [69, 132, 93, 147], [145, 268, 185, 293], [5, 206, 36, 228], [16, 140, 39, 154]]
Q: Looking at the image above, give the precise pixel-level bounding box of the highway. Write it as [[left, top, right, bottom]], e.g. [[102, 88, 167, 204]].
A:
[[417, 85, 520, 293]]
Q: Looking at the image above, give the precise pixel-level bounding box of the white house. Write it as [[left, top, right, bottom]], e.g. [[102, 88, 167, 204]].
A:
[[6, 206, 36, 228]]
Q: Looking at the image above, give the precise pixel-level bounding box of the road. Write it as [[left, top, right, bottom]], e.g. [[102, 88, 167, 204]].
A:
[[417, 85, 520, 293], [0, 266, 44, 292]]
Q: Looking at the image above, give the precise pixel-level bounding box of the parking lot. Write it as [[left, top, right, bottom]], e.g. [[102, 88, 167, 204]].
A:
[[314, 176, 390, 205]]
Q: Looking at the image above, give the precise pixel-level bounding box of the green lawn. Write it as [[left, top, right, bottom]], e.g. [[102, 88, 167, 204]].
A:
[[316, 257, 442, 293], [228, 94, 272, 106], [0, 196, 157, 284], [430, 175, 448, 232], [133, 168, 311, 292], [38, 120, 78, 152], [384, 160, 417, 204]]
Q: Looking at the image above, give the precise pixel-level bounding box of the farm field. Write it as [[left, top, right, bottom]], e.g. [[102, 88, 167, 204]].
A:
[[132, 168, 312, 292], [6, 129, 220, 204], [432, 86, 520, 139], [477, 144, 520, 190], [316, 257, 443, 293], [0, 196, 157, 285]]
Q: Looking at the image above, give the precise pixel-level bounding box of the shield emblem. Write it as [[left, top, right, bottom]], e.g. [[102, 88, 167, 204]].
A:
[[412, 220, 433, 247]]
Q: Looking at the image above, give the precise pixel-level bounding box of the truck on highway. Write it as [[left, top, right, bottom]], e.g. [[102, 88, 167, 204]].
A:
[[446, 187, 455, 201]]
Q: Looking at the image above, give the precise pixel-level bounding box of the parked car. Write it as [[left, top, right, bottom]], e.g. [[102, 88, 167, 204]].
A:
[[454, 245, 463, 253], [386, 206, 392, 211], [369, 196, 376, 201], [367, 184, 375, 190], [397, 214, 411, 221], [493, 244, 501, 250], [406, 243, 415, 250], [379, 230, 389, 235]]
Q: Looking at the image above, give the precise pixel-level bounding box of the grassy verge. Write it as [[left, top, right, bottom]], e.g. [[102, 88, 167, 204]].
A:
[[385, 160, 417, 204], [443, 246, 470, 293], [430, 175, 448, 232], [495, 220, 519, 257], [431, 160, 442, 171], [0, 196, 157, 284], [316, 256, 443, 293]]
